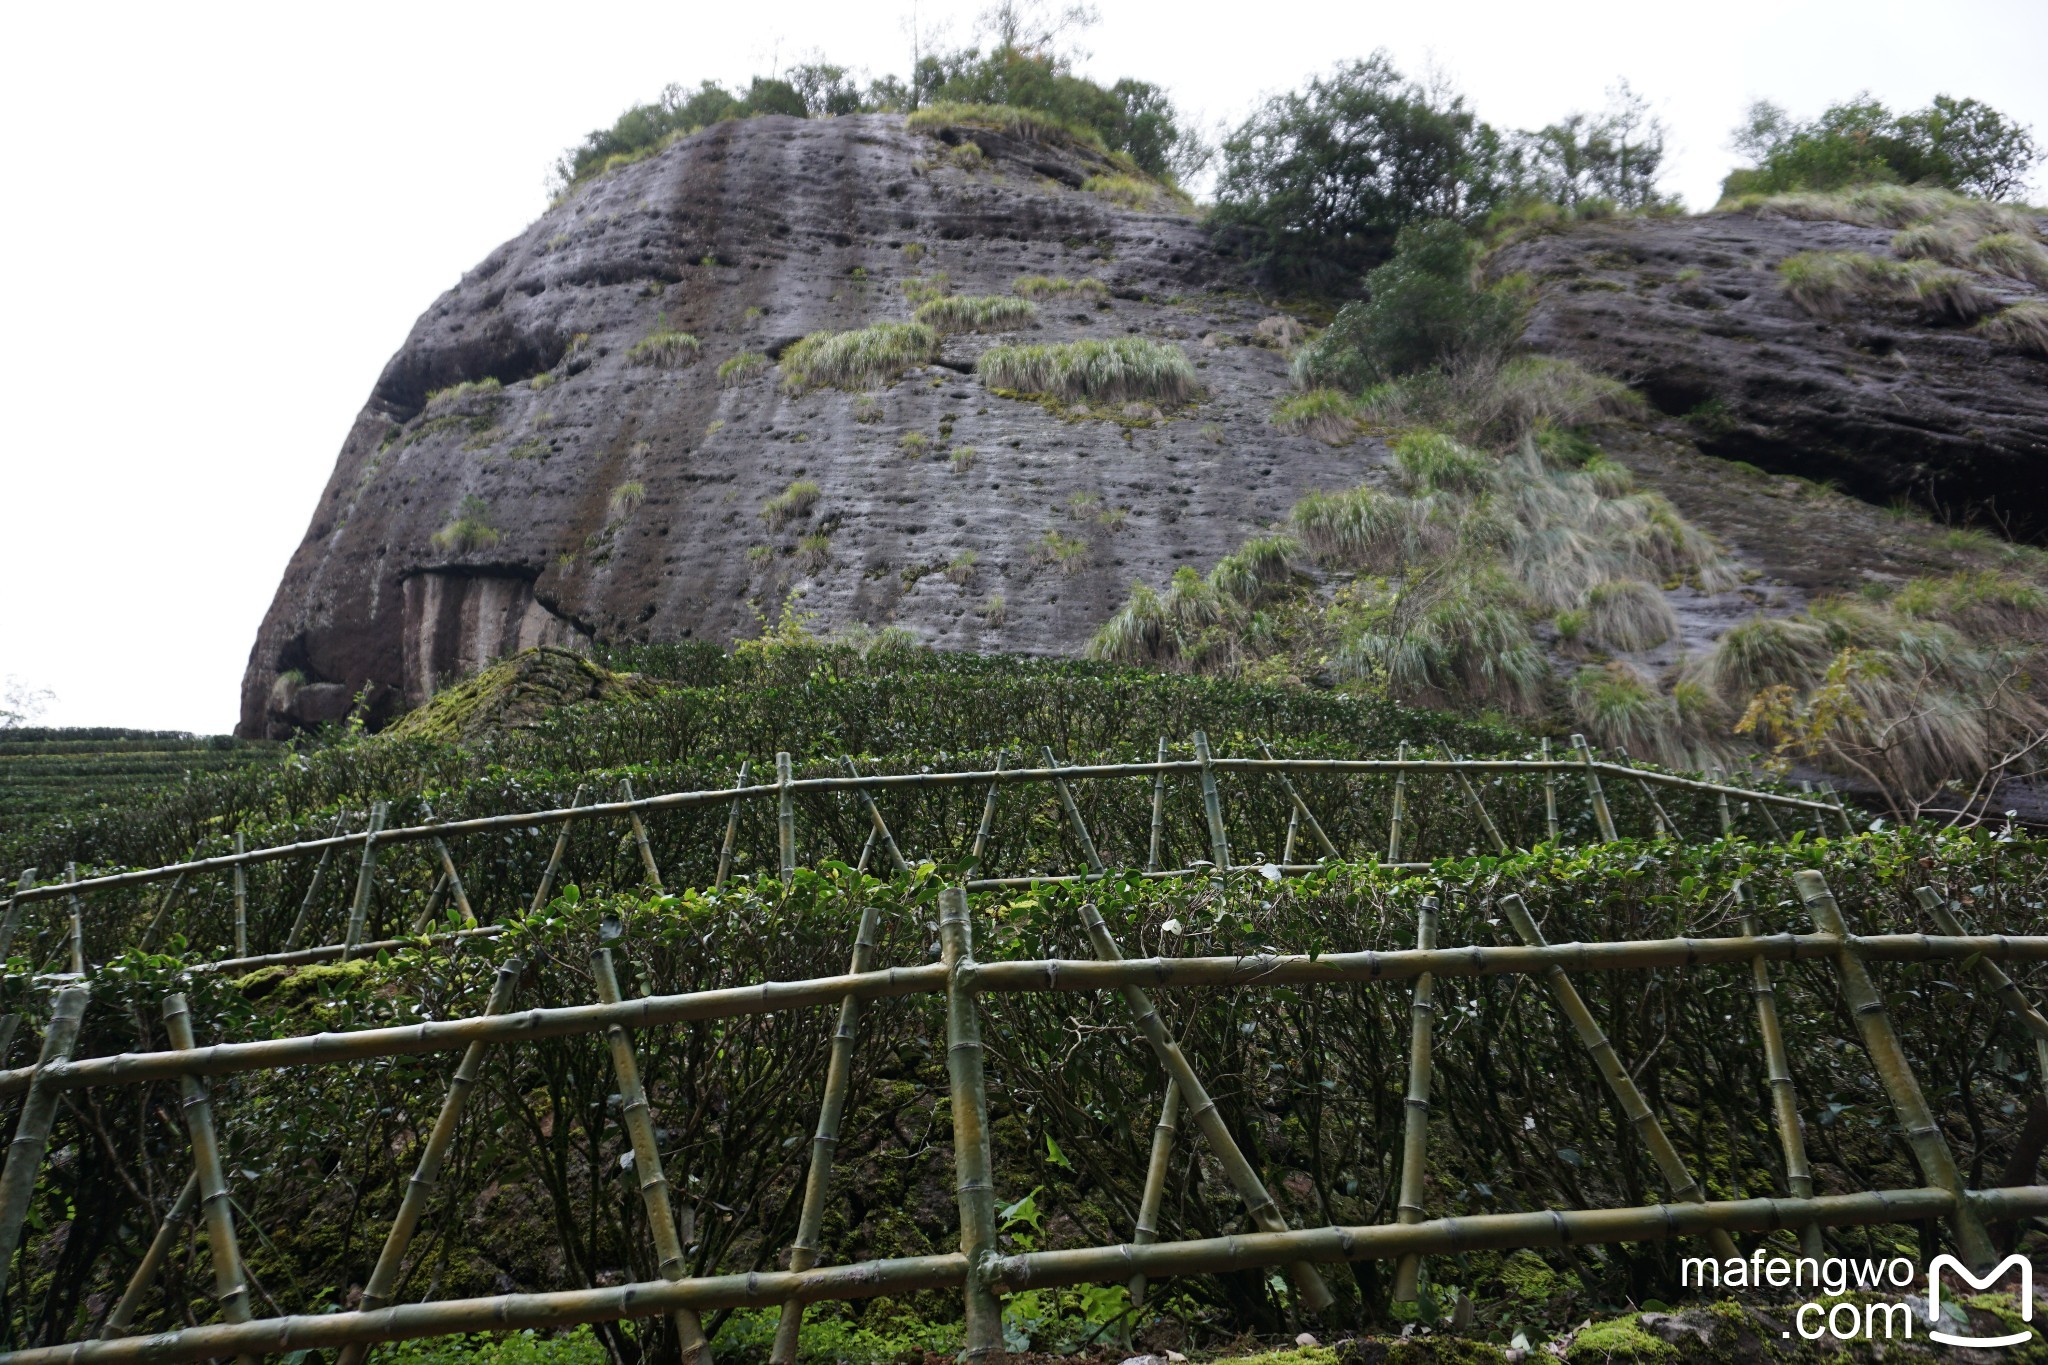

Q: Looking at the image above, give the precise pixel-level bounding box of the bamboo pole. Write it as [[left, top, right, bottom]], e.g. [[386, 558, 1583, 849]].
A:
[[1437, 744, 1508, 855], [1715, 782, 1735, 839], [777, 753, 797, 884], [13, 931, 2048, 1098], [1072, 898, 1335, 1312], [1572, 736, 1618, 843], [1611, 746, 1678, 840], [1792, 871, 1996, 1266], [141, 872, 186, 954], [162, 994, 259, 1360], [854, 828, 877, 876], [1257, 742, 1339, 860], [433, 840, 474, 925], [1541, 739, 1559, 844], [13, 759, 1837, 907], [968, 755, 1003, 876], [529, 786, 588, 914], [342, 802, 389, 960], [1797, 782, 1831, 838], [1281, 808, 1298, 866], [1146, 739, 1168, 874], [1044, 747, 1105, 875], [410, 871, 451, 936], [66, 863, 85, 976], [1914, 886, 2048, 1086], [1123, 1083, 1180, 1333], [938, 887, 1004, 1360], [0, 985, 89, 1299], [1192, 731, 1231, 874], [714, 763, 750, 890], [1391, 896, 1439, 1302], [101, 1172, 200, 1338], [1496, 894, 1739, 1260], [1736, 881, 1822, 1259], [22, 1188, 2048, 1365], [771, 900, 885, 1364], [0, 868, 31, 964], [232, 834, 249, 959], [1388, 742, 1408, 863], [591, 950, 712, 1364], [283, 814, 346, 950], [843, 760, 911, 874], [335, 959, 526, 1365], [0, 1017, 15, 1068], [1823, 784, 1858, 838], [621, 780, 665, 894]]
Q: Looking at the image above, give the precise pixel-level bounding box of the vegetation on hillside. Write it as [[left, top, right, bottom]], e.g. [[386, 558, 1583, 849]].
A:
[[1723, 93, 2043, 201]]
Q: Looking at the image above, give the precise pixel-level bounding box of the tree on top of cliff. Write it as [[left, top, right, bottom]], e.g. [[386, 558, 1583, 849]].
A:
[[1723, 93, 2043, 202]]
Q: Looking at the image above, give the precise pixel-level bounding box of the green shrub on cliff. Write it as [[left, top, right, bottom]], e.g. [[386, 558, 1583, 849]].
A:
[[780, 323, 938, 392], [978, 337, 1199, 405], [429, 495, 501, 554]]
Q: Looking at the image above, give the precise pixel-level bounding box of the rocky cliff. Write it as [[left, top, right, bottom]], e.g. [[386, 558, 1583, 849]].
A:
[[240, 115, 2048, 740]]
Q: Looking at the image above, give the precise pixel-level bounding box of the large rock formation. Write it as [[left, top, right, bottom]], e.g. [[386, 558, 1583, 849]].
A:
[[240, 113, 1354, 737]]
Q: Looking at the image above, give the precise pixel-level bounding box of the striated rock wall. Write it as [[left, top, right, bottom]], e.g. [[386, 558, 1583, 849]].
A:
[[238, 113, 1354, 737]]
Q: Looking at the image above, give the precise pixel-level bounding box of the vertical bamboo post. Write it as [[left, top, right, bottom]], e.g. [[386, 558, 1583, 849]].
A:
[[969, 755, 1004, 876], [162, 994, 259, 1358], [66, 862, 85, 975], [0, 868, 35, 964], [1497, 895, 1740, 1260], [777, 753, 796, 884], [1437, 744, 1508, 855], [1392, 895, 1439, 1303], [101, 1172, 200, 1338], [1192, 730, 1231, 874], [528, 786, 588, 914], [1146, 738, 1168, 874], [1257, 742, 1340, 860], [1612, 746, 1678, 841], [1823, 784, 1858, 838], [335, 959, 526, 1365], [433, 840, 474, 925], [140, 872, 186, 953], [342, 801, 389, 960], [715, 762, 751, 890], [232, 834, 248, 959], [1124, 1083, 1181, 1338], [1281, 808, 1299, 866], [843, 760, 911, 874], [1043, 747, 1105, 876], [1796, 782, 1830, 838], [1571, 735, 1618, 843], [1793, 871, 1994, 1266], [410, 871, 451, 936], [1073, 898, 1335, 1312], [283, 813, 346, 950], [591, 950, 712, 1364], [0, 985, 90, 1300], [622, 779, 665, 894], [771, 901, 885, 1364], [1715, 782, 1735, 839], [1915, 886, 2048, 1088], [938, 887, 1004, 1359], [854, 827, 877, 876], [1541, 739, 1560, 844], [1735, 881, 1822, 1258], [1388, 742, 1409, 863]]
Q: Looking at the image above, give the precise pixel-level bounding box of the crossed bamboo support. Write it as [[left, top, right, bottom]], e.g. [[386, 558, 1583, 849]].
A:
[[1391, 896, 1439, 1302]]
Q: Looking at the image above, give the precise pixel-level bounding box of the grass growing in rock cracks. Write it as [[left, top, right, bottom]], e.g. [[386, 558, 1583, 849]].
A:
[[780, 323, 938, 392], [979, 337, 1200, 405]]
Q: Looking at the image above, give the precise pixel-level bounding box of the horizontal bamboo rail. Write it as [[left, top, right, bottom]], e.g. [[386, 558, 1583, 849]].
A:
[[12, 1186, 2048, 1365], [10, 758, 1834, 904], [6, 931, 2045, 1098]]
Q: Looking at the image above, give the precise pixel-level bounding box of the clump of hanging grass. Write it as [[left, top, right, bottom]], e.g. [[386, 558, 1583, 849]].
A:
[[979, 337, 1200, 405], [795, 532, 832, 574], [1207, 536, 1300, 606], [1893, 220, 1979, 265], [901, 273, 952, 307], [628, 329, 701, 368], [430, 495, 501, 554], [1392, 431, 1497, 495], [760, 479, 821, 530], [608, 481, 646, 517], [1036, 529, 1090, 574], [853, 395, 885, 424], [946, 551, 978, 584], [1970, 232, 2048, 288], [423, 378, 503, 417], [1256, 315, 1307, 350], [1778, 251, 1909, 317], [1579, 578, 1678, 652], [718, 351, 769, 386], [1570, 662, 1686, 766], [1012, 275, 1109, 301], [1695, 614, 1832, 702], [1271, 389, 1364, 444], [1893, 569, 2048, 638], [914, 294, 1038, 334], [1737, 184, 2031, 232], [898, 431, 931, 457], [1977, 301, 2048, 357], [1907, 261, 1997, 322], [1291, 487, 1430, 573], [780, 323, 938, 393], [1082, 174, 1189, 213], [949, 445, 976, 474], [1338, 565, 1549, 716], [908, 102, 1109, 156]]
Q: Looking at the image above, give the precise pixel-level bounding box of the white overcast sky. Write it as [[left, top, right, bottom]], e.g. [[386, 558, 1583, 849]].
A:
[[3, 0, 2043, 734]]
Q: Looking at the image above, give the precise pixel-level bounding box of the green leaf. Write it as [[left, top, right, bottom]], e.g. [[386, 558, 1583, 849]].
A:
[[1045, 1134, 1072, 1170]]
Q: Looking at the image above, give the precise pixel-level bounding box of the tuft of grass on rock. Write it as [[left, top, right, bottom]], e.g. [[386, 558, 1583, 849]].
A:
[[628, 329, 702, 368], [1977, 300, 2048, 356], [760, 479, 821, 530], [949, 445, 976, 474], [979, 336, 1200, 405], [898, 431, 931, 457], [1393, 431, 1497, 495], [1036, 529, 1090, 575], [1271, 389, 1364, 444], [1970, 231, 2048, 288], [914, 294, 1038, 334], [780, 323, 938, 392], [1012, 275, 1109, 302], [430, 495, 502, 554], [608, 481, 646, 518], [717, 351, 769, 386], [1580, 578, 1678, 652], [946, 550, 979, 584], [795, 532, 831, 574]]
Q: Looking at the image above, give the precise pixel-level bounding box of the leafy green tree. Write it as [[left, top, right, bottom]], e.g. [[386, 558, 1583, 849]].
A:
[[1292, 220, 1525, 388], [1211, 54, 1506, 292], [1723, 93, 2041, 200], [1507, 82, 1670, 211]]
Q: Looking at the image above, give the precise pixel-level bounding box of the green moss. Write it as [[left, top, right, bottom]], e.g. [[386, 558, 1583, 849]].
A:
[[1564, 1314, 1677, 1362]]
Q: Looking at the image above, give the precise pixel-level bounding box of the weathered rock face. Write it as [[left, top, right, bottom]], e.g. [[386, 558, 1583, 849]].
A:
[[238, 113, 1356, 738], [1497, 210, 2048, 539]]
